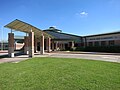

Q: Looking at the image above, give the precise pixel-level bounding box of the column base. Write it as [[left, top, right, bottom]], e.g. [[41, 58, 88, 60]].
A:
[[8, 47, 14, 57], [9, 53, 14, 57], [40, 47, 44, 54], [24, 47, 29, 54]]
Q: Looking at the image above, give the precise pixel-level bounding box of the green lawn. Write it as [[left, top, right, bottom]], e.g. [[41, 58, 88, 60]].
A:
[[0, 57, 119, 90]]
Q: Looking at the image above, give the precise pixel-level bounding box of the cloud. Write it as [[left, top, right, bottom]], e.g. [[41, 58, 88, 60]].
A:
[[80, 11, 88, 16], [76, 11, 88, 17]]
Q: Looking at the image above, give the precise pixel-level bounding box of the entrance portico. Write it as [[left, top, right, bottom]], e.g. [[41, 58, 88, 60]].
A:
[[4, 19, 81, 58], [5, 19, 53, 58]]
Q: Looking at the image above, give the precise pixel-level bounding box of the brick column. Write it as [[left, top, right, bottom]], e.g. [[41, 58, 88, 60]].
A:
[[60, 43, 62, 50], [46, 37, 51, 53], [8, 33, 14, 57], [63, 43, 65, 50], [24, 36, 29, 54], [59, 43, 61, 50], [62, 44, 64, 50], [46, 38, 48, 51], [34, 38, 37, 53], [40, 35, 44, 54], [51, 40, 54, 51], [55, 41, 58, 51], [29, 32, 34, 57]]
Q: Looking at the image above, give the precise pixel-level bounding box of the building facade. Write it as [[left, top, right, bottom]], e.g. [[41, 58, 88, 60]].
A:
[[82, 31, 120, 47], [1, 28, 120, 51], [0, 42, 8, 50], [3, 19, 120, 58], [44, 27, 82, 50]]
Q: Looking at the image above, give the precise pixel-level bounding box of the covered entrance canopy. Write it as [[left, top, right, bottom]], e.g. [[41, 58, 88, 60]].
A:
[[4, 19, 54, 58], [4, 19, 53, 39]]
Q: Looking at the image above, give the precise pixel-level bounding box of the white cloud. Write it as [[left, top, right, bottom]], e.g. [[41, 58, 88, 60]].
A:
[[76, 11, 88, 17], [80, 11, 88, 16]]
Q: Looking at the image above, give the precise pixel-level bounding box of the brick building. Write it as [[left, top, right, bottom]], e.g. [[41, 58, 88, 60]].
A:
[[82, 31, 120, 47], [3, 19, 120, 57]]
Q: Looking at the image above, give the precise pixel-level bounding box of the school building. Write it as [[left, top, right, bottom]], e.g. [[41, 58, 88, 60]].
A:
[[82, 31, 120, 47], [1, 19, 120, 57]]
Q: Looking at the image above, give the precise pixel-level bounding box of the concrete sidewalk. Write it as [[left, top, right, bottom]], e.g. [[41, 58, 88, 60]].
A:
[[0, 51, 120, 63], [0, 55, 28, 63], [0, 51, 50, 63], [49, 51, 120, 63]]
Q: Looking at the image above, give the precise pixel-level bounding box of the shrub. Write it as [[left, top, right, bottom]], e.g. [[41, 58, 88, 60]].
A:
[[75, 46, 120, 53]]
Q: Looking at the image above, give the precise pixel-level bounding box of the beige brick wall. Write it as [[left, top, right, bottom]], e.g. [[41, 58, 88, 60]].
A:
[[115, 40, 120, 46]]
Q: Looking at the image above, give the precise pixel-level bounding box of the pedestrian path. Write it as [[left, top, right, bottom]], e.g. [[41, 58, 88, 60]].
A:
[[0, 51, 120, 63]]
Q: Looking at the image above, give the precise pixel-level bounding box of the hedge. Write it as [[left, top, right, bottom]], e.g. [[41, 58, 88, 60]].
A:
[[75, 46, 120, 53]]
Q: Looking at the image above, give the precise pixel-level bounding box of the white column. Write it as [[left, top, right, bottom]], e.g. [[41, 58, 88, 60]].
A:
[[40, 35, 44, 54]]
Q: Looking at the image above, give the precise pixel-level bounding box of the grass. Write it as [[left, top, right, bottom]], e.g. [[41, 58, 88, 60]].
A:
[[0, 57, 119, 90]]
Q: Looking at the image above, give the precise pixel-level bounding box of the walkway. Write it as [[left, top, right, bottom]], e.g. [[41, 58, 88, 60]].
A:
[[49, 51, 120, 63], [0, 51, 120, 63]]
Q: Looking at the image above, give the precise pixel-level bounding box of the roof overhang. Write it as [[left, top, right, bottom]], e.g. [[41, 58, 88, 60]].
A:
[[4, 19, 54, 39]]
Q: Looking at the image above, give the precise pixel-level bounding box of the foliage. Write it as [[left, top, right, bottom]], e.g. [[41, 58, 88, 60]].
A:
[[75, 46, 120, 53]]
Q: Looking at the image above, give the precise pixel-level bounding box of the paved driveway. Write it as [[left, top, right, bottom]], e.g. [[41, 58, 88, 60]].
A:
[[49, 51, 120, 63], [0, 51, 120, 63]]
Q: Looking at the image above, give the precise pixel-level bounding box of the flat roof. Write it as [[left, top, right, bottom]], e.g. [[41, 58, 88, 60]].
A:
[[4, 19, 53, 39], [83, 31, 120, 37]]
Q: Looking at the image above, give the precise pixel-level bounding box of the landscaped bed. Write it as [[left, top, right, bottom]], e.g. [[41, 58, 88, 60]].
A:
[[0, 57, 119, 90]]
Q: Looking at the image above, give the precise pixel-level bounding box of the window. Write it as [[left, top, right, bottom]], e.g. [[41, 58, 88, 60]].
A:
[[5, 45, 8, 48], [101, 41, 106, 46], [88, 42, 93, 46], [109, 40, 114, 46], [94, 41, 99, 46]]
